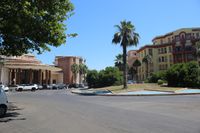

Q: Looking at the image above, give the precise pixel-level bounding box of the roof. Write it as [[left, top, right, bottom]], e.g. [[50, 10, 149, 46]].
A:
[[0, 54, 62, 71], [152, 27, 200, 41], [4, 62, 62, 71]]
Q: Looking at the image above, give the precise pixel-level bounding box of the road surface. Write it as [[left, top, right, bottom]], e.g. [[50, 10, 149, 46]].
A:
[[0, 90, 200, 133]]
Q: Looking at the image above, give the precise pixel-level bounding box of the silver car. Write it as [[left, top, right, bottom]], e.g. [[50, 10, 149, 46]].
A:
[[0, 88, 8, 117]]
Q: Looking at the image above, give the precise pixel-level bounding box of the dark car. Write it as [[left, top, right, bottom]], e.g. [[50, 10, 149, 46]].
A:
[[57, 84, 67, 89], [42, 84, 51, 90], [68, 83, 79, 89]]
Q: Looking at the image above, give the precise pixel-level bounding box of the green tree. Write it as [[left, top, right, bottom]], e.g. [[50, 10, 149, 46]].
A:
[[0, 0, 75, 56], [86, 70, 99, 88], [79, 64, 88, 83], [132, 59, 141, 82], [166, 61, 199, 87], [148, 71, 166, 83], [112, 20, 139, 89], [71, 63, 79, 83], [114, 54, 123, 71], [142, 55, 152, 79], [98, 67, 123, 87]]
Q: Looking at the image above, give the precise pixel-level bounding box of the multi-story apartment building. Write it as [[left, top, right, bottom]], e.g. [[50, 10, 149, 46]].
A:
[[128, 27, 200, 81]]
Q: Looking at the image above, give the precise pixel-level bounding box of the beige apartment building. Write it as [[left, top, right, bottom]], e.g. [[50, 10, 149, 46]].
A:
[[128, 27, 200, 81]]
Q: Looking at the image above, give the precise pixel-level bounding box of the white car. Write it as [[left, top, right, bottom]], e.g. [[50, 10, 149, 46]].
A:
[[0, 88, 8, 117], [15, 84, 38, 91], [0, 85, 9, 92]]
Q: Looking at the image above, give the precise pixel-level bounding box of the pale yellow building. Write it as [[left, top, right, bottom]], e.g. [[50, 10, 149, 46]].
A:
[[128, 27, 200, 81]]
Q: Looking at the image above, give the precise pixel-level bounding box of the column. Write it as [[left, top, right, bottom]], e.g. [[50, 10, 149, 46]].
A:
[[16, 69, 19, 84], [29, 69, 33, 84], [42, 71, 44, 85], [45, 70, 48, 84], [38, 69, 42, 84], [9, 69, 12, 85], [49, 71, 51, 84], [13, 69, 16, 85]]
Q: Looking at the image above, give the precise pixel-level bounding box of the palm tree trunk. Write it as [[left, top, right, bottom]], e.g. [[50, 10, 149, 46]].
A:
[[146, 63, 148, 79], [136, 67, 138, 83], [122, 44, 128, 89]]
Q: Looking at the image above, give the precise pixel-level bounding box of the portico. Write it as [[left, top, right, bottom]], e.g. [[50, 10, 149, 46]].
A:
[[0, 54, 63, 85]]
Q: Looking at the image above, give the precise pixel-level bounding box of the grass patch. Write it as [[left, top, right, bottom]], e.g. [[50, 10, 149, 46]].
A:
[[93, 83, 183, 94]]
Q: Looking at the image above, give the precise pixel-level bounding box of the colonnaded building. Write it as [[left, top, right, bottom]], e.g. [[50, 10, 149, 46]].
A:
[[0, 54, 84, 85], [128, 27, 200, 81]]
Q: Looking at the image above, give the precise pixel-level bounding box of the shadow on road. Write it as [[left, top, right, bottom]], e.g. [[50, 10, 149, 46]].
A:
[[0, 102, 26, 123]]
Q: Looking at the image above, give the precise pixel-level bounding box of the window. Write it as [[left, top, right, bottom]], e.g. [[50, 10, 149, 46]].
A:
[[160, 40, 163, 44], [169, 47, 172, 53], [196, 33, 199, 38], [175, 36, 180, 42], [162, 57, 164, 62], [175, 46, 181, 52], [168, 38, 171, 43], [161, 48, 163, 53], [159, 57, 161, 62], [158, 49, 160, 54], [186, 33, 191, 40], [185, 46, 192, 51], [149, 49, 153, 56], [164, 48, 167, 53], [169, 55, 173, 62]]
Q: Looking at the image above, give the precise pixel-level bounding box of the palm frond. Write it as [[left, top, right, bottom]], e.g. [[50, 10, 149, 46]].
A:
[[112, 32, 122, 44]]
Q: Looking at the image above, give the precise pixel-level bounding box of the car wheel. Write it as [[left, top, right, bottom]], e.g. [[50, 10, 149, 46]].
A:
[[31, 88, 36, 91], [0, 105, 7, 117], [18, 88, 23, 92]]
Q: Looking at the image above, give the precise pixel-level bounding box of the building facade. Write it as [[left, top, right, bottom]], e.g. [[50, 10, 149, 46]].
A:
[[54, 56, 84, 84], [0, 54, 63, 85], [128, 28, 200, 81]]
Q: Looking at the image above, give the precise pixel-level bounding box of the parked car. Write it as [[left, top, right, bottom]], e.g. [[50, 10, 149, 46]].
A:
[[127, 80, 136, 84], [0, 88, 8, 117], [0, 85, 9, 92], [42, 84, 51, 90], [68, 83, 79, 89], [37, 84, 43, 90], [78, 84, 89, 90], [15, 84, 38, 91], [51, 84, 58, 90], [57, 84, 67, 89]]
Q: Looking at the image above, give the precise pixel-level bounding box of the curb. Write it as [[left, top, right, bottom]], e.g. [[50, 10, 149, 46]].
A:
[[71, 90, 200, 96], [96, 93, 200, 96]]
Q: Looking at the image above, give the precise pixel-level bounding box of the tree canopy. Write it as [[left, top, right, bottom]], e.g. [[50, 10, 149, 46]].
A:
[[0, 0, 74, 56]]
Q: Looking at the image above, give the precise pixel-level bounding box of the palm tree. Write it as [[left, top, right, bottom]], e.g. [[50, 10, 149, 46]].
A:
[[71, 63, 79, 83], [142, 55, 152, 79], [114, 54, 123, 71], [112, 20, 139, 89], [79, 64, 88, 84], [132, 59, 141, 82]]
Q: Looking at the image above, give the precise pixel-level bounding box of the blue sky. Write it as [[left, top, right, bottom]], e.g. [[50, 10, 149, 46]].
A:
[[36, 0, 200, 70]]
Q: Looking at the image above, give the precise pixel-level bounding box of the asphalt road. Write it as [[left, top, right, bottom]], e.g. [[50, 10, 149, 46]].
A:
[[0, 90, 200, 133]]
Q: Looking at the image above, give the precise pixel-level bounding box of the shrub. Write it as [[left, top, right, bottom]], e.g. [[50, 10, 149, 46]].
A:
[[86, 67, 123, 88], [86, 70, 99, 88], [157, 79, 164, 85], [148, 71, 166, 83], [166, 61, 199, 87]]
